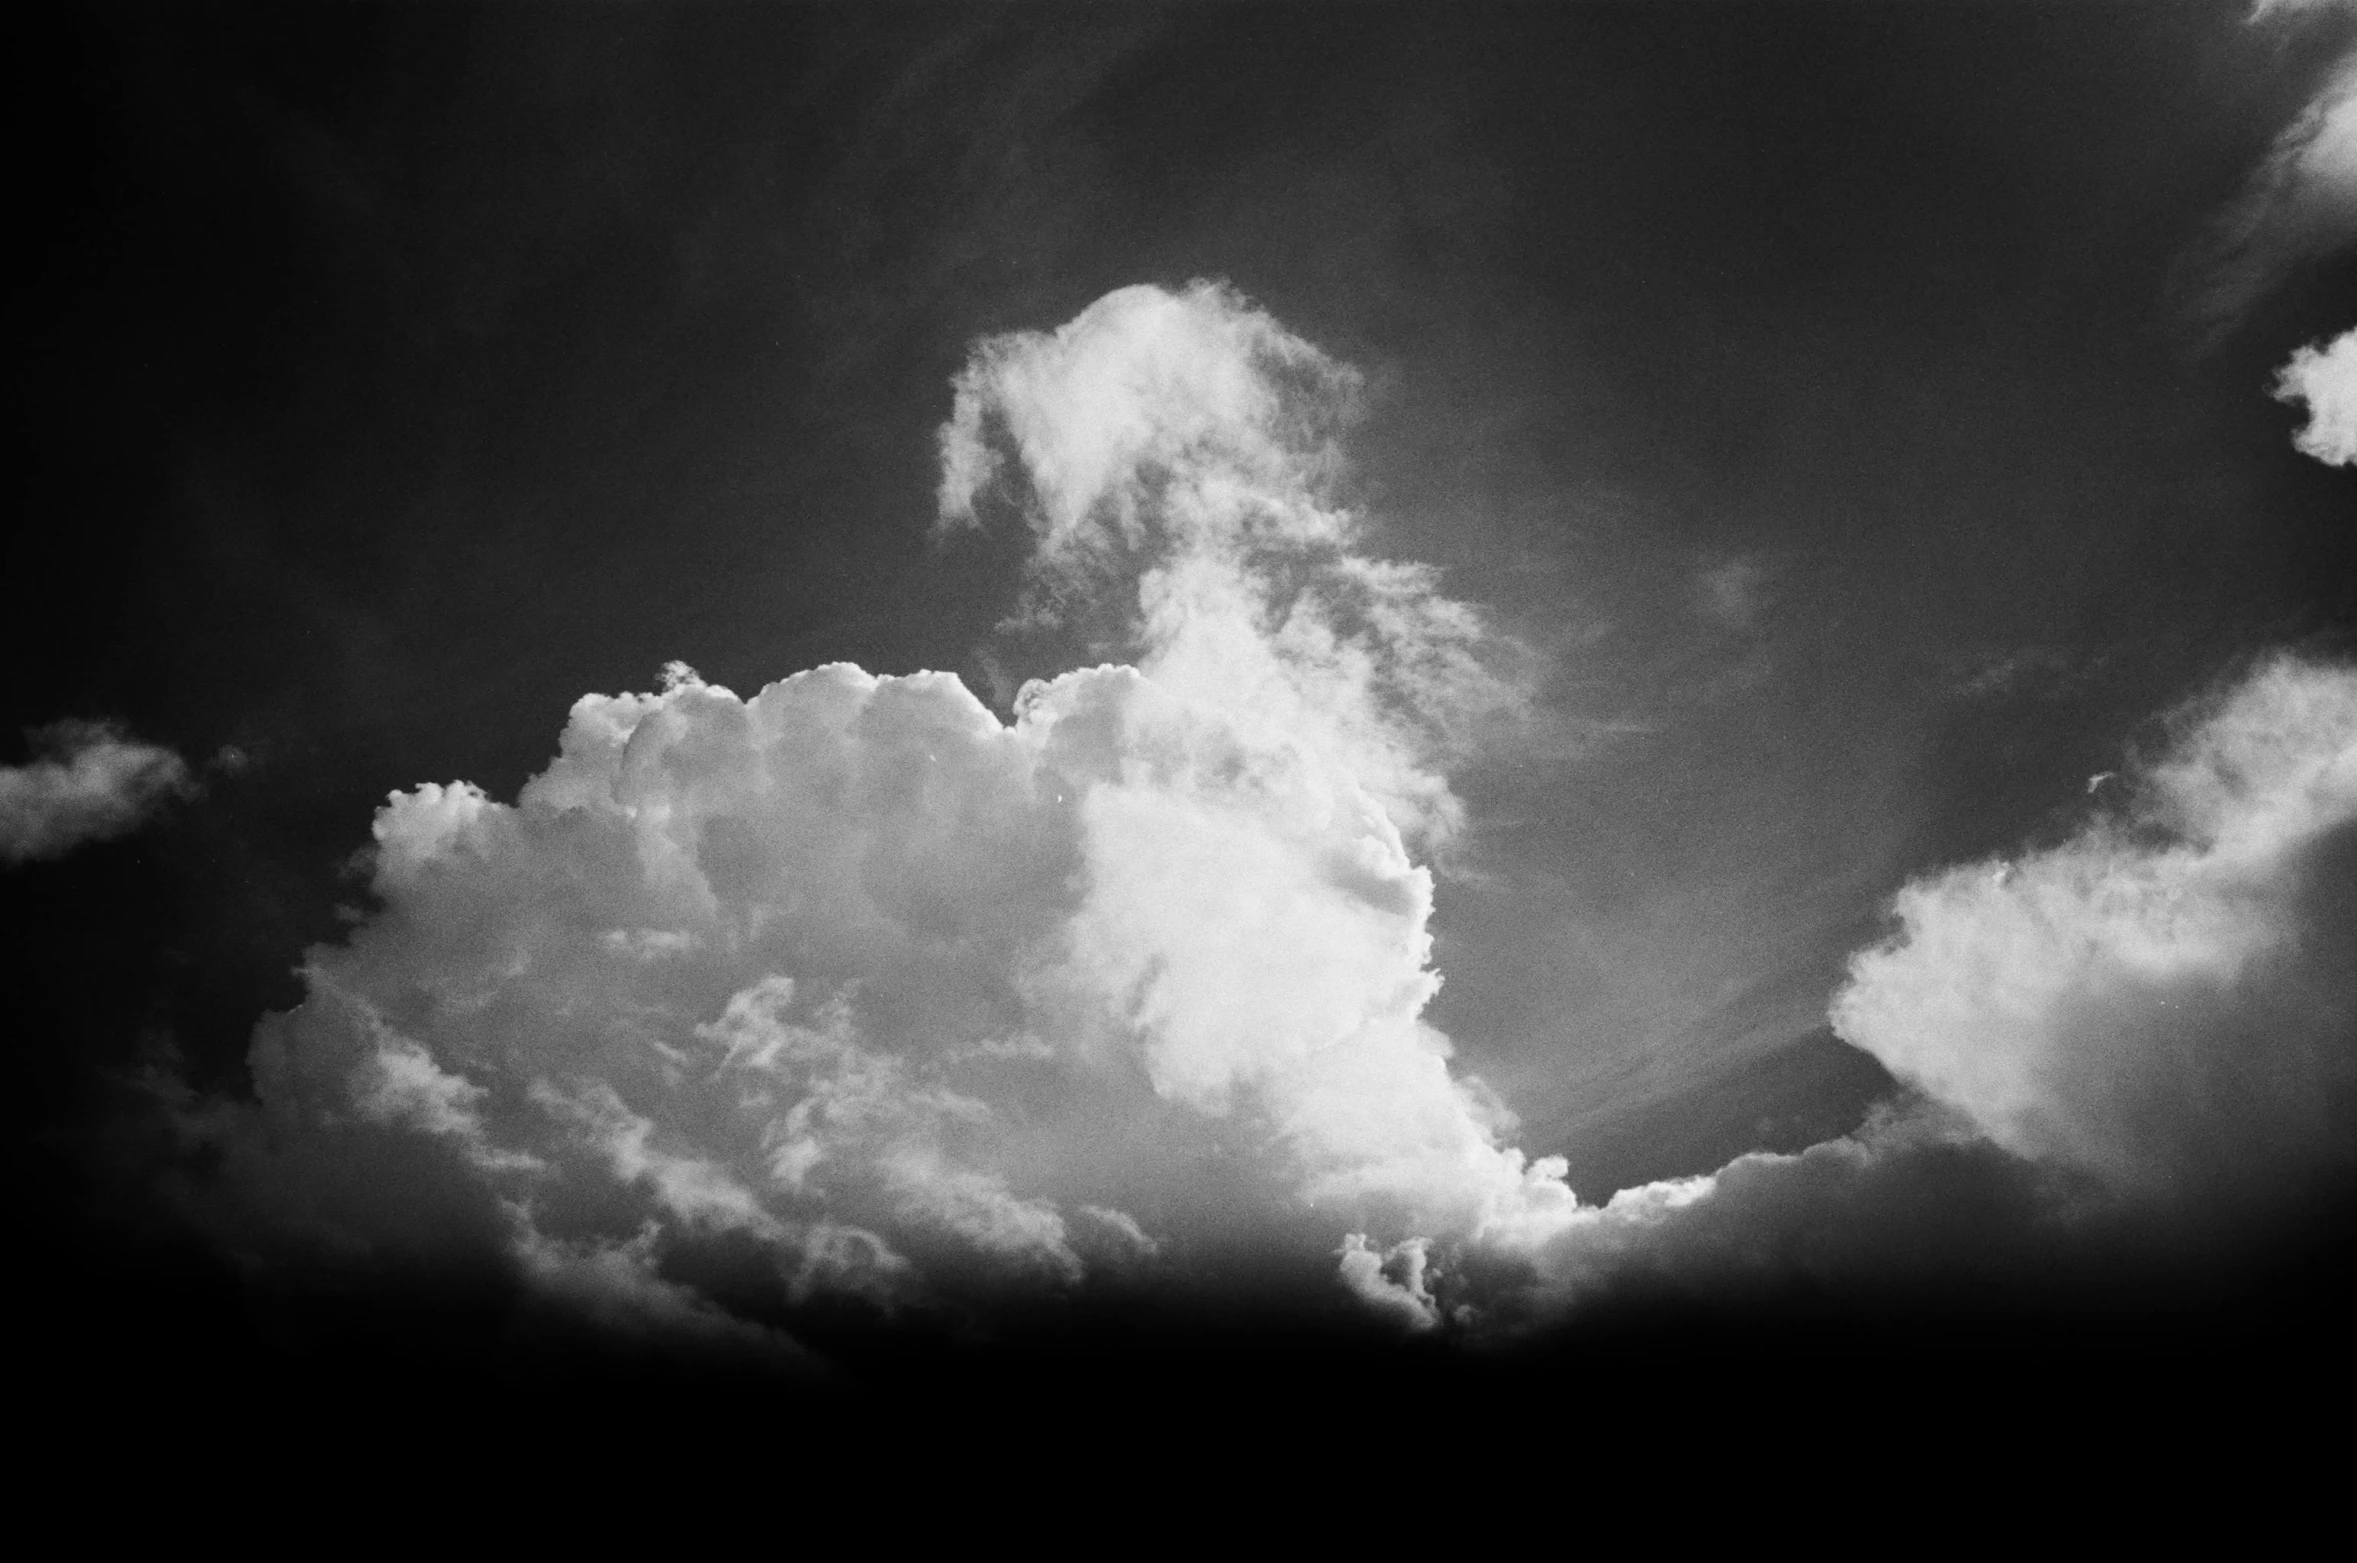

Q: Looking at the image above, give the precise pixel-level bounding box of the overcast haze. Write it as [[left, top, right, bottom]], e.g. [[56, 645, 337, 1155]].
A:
[[9, 1, 2356, 1460]]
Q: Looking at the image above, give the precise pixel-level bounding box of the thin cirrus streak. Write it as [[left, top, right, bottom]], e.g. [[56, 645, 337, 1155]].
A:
[[149, 282, 2357, 1352]]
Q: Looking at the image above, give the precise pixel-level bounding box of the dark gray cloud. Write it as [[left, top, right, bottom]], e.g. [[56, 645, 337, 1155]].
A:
[[0, 723, 191, 865], [146, 282, 2357, 1354]]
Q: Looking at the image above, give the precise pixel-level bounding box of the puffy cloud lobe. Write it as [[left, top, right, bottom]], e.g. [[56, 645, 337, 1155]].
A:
[[0, 721, 191, 865], [2274, 325, 2357, 464], [176, 648, 1578, 1336]]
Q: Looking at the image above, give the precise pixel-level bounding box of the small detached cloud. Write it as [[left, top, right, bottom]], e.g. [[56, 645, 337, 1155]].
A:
[[2274, 325, 2357, 465], [0, 721, 193, 866]]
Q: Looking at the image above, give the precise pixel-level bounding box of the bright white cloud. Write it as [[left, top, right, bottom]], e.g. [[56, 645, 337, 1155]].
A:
[[155, 283, 2357, 1357], [0, 722, 191, 865], [2274, 325, 2357, 464], [164, 286, 1583, 1346]]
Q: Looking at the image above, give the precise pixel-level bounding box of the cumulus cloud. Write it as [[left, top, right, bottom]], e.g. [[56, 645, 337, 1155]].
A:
[[1693, 557, 1766, 631], [2274, 325, 2357, 463], [155, 286, 1580, 1349], [1833, 655, 2357, 1195], [1471, 655, 2357, 1323], [1, 721, 191, 865], [2178, 4, 2357, 344]]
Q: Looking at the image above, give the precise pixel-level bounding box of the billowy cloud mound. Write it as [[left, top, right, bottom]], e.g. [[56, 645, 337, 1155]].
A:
[[1, 722, 190, 865], [151, 284, 2357, 1354], [158, 283, 1577, 1346], [2275, 326, 2357, 464]]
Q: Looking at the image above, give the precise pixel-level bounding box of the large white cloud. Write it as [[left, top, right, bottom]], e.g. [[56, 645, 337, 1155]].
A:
[[159, 285, 1581, 1346], [0, 722, 191, 865]]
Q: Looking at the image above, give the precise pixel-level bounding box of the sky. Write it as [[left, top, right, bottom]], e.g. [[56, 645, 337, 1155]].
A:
[[8, 0, 2357, 1442]]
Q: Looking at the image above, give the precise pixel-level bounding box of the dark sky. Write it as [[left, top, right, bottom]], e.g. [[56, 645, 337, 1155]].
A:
[[7, 1, 2355, 1427]]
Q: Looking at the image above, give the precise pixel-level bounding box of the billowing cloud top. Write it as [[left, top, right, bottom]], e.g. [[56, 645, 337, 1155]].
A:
[[1, 722, 191, 865], [1474, 654, 2357, 1322]]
